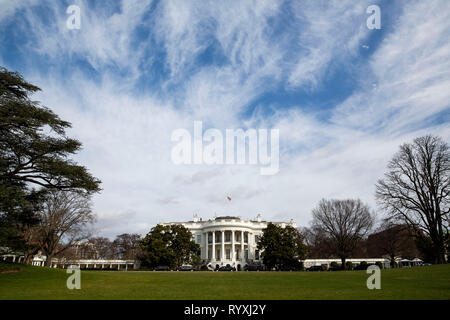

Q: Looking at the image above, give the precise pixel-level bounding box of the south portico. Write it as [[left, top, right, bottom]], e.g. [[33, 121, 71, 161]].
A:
[[204, 228, 251, 270]]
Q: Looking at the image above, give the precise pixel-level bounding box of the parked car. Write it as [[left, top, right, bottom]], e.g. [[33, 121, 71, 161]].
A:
[[218, 264, 236, 271], [178, 265, 194, 271], [328, 266, 342, 271], [154, 265, 170, 271], [306, 265, 324, 272], [245, 264, 265, 271]]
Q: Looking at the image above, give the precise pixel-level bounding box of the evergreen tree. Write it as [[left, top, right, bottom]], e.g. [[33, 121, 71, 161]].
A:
[[0, 67, 101, 251], [139, 224, 200, 269], [258, 223, 306, 270]]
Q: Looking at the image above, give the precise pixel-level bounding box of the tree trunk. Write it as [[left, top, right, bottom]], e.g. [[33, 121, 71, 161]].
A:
[[390, 255, 396, 268], [341, 257, 346, 270], [431, 238, 446, 264], [45, 253, 53, 267], [24, 254, 32, 265], [438, 241, 446, 264], [435, 244, 446, 264]]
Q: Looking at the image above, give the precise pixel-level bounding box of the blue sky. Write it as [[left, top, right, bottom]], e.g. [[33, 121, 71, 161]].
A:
[[1, 0, 449, 238]]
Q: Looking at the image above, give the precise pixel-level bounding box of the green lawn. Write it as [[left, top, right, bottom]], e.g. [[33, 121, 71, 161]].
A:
[[1, 262, 449, 299]]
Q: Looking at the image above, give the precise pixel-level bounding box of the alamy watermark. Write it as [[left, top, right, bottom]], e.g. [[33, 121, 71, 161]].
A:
[[366, 265, 381, 289], [66, 5, 81, 30], [66, 265, 81, 289], [366, 5, 381, 30], [171, 121, 279, 175]]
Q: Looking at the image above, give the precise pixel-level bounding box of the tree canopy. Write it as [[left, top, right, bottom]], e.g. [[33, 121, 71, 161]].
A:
[[138, 224, 200, 269], [257, 223, 306, 270], [0, 67, 101, 192], [0, 66, 101, 251], [366, 221, 419, 267], [113, 233, 141, 260]]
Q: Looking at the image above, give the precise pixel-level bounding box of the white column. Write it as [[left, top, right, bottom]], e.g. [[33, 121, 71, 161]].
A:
[[248, 232, 253, 260], [241, 230, 245, 262], [221, 230, 225, 262], [212, 231, 215, 261], [204, 232, 208, 260], [232, 230, 235, 262]]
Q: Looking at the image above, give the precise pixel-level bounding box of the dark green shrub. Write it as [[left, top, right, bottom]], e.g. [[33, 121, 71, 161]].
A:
[[357, 261, 368, 270], [345, 261, 353, 270]]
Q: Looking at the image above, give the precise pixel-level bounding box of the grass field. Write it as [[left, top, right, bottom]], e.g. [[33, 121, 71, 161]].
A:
[[1, 262, 449, 299]]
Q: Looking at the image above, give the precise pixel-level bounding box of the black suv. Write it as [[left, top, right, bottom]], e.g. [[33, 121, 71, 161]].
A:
[[245, 264, 265, 271], [306, 265, 324, 271]]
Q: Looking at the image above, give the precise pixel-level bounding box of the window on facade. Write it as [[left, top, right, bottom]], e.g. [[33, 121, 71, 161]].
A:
[[197, 234, 202, 244], [226, 249, 230, 259], [208, 249, 211, 259], [208, 234, 212, 243], [225, 233, 231, 242], [244, 234, 248, 243], [255, 250, 260, 260], [245, 250, 248, 260]]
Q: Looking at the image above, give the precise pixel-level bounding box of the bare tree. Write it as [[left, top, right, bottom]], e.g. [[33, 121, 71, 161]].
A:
[[311, 199, 375, 269], [33, 190, 95, 266], [113, 233, 141, 260], [300, 226, 335, 259], [376, 135, 449, 264], [367, 220, 419, 267], [88, 237, 115, 260]]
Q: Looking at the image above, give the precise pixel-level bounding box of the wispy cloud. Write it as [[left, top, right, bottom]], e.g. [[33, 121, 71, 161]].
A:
[[0, 0, 448, 237]]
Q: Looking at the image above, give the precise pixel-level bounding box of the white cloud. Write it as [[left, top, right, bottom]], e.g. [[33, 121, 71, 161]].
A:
[[0, 0, 39, 22], [3, 0, 449, 238], [331, 0, 450, 135], [287, 0, 371, 88], [16, 0, 153, 80]]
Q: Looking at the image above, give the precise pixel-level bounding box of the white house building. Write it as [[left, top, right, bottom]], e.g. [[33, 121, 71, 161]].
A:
[[161, 214, 297, 270]]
